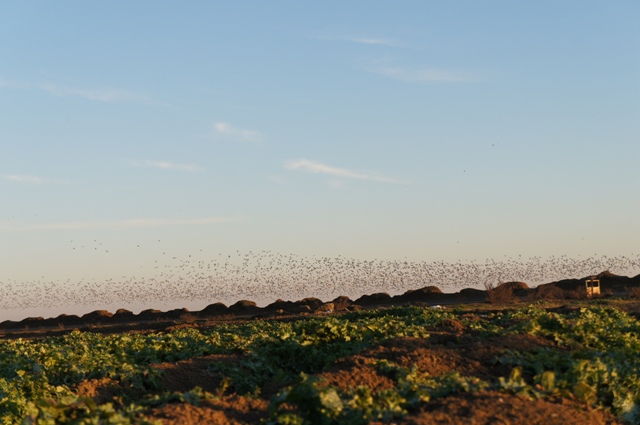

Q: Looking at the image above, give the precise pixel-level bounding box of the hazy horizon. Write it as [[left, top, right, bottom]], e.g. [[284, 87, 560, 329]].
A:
[[1, 251, 639, 322]]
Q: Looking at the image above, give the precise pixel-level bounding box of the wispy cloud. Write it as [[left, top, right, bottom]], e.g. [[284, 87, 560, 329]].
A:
[[0, 76, 159, 104], [371, 67, 475, 83], [0, 217, 239, 232], [285, 159, 403, 184], [0, 77, 22, 89], [214, 122, 261, 142], [39, 83, 155, 103], [127, 159, 203, 172], [5, 175, 45, 184], [315, 34, 399, 47]]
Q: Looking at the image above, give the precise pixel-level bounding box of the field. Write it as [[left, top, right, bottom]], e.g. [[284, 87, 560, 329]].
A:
[[2, 285, 640, 424]]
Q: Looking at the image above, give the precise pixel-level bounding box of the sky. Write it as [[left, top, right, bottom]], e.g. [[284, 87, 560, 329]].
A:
[[1, 2, 639, 319]]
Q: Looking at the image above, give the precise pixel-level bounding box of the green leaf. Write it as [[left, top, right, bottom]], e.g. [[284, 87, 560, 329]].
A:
[[318, 389, 343, 415], [573, 382, 597, 404], [540, 371, 555, 392]]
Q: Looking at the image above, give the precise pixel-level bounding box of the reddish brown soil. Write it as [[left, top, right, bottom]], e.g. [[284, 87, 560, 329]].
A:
[[402, 391, 620, 425], [145, 395, 269, 425], [75, 378, 118, 403], [74, 377, 148, 405], [8, 271, 640, 424], [152, 354, 240, 394], [318, 329, 558, 392], [66, 308, 627, 425]]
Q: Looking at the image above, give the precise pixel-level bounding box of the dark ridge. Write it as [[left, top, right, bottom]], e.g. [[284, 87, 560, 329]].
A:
[[137, 309, 163, 320], [331, 296, 352, 312], [294, 298, 324, 310], [491, 281, 530, 297], [40, 317, 60, 328], [354, 292, 392, 306], [198, 302, 228, 316], [537, 271, 640, 293], [228, 300, 259, 315], [537, 278, 582, 291], [22, 316, 45, 324], [264, 299, 295, 312], [162, 308, 190, 320], [458, 288, 487, 298], [111, 309, 135, 323], [0, 320, 18, 328], [54, 314, 83, 326], [2, 270, 639, 333], [81, 310, 113, 321], [393, 286, 445, 303], [501, 282, 529, 290], [294, 304, 312, 313]]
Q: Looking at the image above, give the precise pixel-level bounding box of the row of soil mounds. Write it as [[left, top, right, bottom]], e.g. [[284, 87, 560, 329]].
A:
[[2, 270, 639, 332]]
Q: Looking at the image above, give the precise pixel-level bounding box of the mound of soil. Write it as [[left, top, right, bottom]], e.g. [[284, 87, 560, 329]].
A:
[[393, 286, 446, 303], [16, 290, 639, 424], [152, 354, 241, 394], [403, 391, 620, 425], [331, 296, 352, 311], [3, 271, 640, 334], [354, 292, 393, 306], [501, 281, 529, 290], [145, 395, 269, 425], [538, 271, 640, 293], [227, 300, 259, 315]]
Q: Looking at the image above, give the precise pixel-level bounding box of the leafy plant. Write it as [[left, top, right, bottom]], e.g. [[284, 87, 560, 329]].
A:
[[2, 304, 640, 423]]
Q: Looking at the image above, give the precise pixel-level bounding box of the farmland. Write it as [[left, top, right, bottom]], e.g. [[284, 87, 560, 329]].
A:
[[2, 293, 640, 424]]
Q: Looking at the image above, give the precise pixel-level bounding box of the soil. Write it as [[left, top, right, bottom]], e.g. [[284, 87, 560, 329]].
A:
[[5, 270, 640, 424], [152, 354, 241, 394], [145, 395, 269, 425], [403, 391, 620, 425], [68, 310, 624, 424], [2, 271, 638, 336]]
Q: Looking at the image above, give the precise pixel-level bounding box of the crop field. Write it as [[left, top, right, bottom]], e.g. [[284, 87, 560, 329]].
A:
[[1, 298, 640, 424]]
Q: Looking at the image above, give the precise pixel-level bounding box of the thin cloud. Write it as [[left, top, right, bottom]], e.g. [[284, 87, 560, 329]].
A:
[[40, 83, 155, 103], [5, 175, 45, 184], [285, 159, 403, 184], [0, 76, 159, 104], [127, 159, 203, 172], [0, 217, 239, 232], [351, 37, 397, 46], [315, 34, 399, 47], [0, 77, 22, 89], [214, 122, 261, 142], [371, 67, 475, 83]]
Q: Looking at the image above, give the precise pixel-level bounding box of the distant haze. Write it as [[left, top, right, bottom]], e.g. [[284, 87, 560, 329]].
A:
[[1, 250, 639, 322]]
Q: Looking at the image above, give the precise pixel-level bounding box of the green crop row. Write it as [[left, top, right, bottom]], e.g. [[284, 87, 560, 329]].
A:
[[0, 305, 638, 424]]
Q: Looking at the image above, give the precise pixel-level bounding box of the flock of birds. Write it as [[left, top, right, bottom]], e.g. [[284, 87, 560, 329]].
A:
[[2, 249, 640, 316]]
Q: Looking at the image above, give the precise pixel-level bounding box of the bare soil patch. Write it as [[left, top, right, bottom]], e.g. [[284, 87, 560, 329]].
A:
[[151, 354, 241, 394], [403, 391, 621, 425], [74, 377, 147, 405], [4, 271, 640, 424], [145, 395, 269, 425]]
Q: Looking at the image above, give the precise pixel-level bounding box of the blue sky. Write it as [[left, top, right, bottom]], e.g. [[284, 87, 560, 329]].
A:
[[1, 2, 639, 318]]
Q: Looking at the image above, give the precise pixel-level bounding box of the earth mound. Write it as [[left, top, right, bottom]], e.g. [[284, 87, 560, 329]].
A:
[[2, 270, 640, 333]]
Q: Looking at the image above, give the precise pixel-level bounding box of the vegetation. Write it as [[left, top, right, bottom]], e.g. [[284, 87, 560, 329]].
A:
[[0, 302, 639, 423]]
